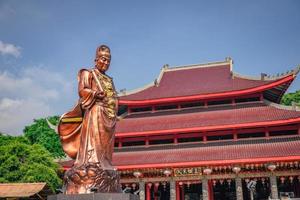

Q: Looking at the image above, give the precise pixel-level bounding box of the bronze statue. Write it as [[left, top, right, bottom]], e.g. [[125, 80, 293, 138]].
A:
[[58, 45, 120, 194]]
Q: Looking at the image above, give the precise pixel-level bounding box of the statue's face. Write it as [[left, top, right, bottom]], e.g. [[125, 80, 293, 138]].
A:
[[95, 51, 111, 72]]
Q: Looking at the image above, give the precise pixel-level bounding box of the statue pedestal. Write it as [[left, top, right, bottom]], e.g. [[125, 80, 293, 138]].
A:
[[48, 193, 139, 200]]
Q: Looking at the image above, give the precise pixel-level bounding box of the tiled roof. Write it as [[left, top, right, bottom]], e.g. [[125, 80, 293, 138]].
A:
[[113, 138, 300, 168], [114, 136, 300, 153], [60, 137, 300, 169], [116, 103, 300, 134], [0, 183, 46, 198], [119, 64, 278, 101]]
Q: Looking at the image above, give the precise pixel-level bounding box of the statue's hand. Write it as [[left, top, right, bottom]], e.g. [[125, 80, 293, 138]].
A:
[[95, 91, 106, 99]]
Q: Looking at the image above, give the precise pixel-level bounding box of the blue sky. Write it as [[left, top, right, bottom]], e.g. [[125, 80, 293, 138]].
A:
[[0, 0, 299, 135]]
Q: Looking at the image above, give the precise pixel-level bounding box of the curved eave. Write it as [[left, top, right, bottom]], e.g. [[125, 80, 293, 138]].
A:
[[62, 155, 300, 170], [119, 74, 295, 106], [115, 155, 300, 170], [116, 117, 300, 137]]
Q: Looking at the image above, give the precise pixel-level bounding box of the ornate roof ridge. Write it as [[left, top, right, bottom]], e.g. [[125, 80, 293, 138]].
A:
[[118, 60, 299, 98], [165, 59, 231, 72], [234, 64, 300, 81], [118, 58, 232, 97], [264, 99, 300, 111]]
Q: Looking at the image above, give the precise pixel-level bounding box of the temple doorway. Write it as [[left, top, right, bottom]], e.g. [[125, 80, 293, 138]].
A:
[[122, 182, 140, 195], [212, 179, 236, 200], [242, 177, 270, 200], [277, 176, 300, 198], [147, 182, 170, 200], [180, 182, 202, 200]]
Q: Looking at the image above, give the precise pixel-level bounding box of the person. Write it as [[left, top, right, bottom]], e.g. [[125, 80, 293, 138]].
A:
[[59, 45, 120, 194]]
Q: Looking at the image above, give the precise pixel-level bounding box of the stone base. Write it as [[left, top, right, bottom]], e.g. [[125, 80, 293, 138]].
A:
[[48, 193, 139, 200]]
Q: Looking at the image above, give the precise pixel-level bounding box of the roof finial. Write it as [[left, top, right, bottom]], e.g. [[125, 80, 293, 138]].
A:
[[120, 88, 126, 95], [154, 79, 159, 87], [261, 73, 267, 81], [163, 64, 169, 69], [225, 57, 231, 61]]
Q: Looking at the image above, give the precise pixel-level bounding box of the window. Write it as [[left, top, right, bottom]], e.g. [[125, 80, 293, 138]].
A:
[[207, 100, 231, 106], [235, 97, 260, 103], [207, 134, 233, 141], [237, 132, 265, 139], [181, 102, 204, 108], [155, 104, 178, 111], [178, 137, 203, 143], [269, 130, 298, 137], [149, 139, 174, 145], [131, 107, 152, 113], [122, 140, 146, 147]]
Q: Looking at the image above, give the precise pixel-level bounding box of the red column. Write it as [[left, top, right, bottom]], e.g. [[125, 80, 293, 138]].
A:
[[231, 98, 235, 106], [233, 129, 238, 141], [152, 106, 155, 113], [174, 135, 178, 144], [176, 182, 180, 200], [204, 101, 208, 108], [154, 183, 159, 200], [260, 93, 263, 101], [208, 180, 214, 200], [203, 135, 207, 143], [265, 127, 270, 139], [178, 104, 181, 110], [146, 183, 151, 200], [180, 183, 184, 200]]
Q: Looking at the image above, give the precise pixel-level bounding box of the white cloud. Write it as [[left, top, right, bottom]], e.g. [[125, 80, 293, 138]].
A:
[[0, 67, 75, 135], [0, 40, 21, 57], [0, 98, 52, 135]]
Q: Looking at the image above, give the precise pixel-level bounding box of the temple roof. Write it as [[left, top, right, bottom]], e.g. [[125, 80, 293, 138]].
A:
[[116, 102, 300, 137], [119, 59, 299, 105], [0, 183, 46, 198], [60, 137, 300, 169], [113, 136, 300, 169]]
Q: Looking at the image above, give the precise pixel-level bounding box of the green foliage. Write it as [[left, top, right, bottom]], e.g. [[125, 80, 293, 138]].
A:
[[23, 116, 65, 158], [0, 136, 62, 191], [0, 133, 29, 146], [281, 90, 300, 106]]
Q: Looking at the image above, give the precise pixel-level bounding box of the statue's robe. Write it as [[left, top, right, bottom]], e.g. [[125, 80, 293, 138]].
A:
[[59, 68, 118, 170], [75, 68, 118, 169]]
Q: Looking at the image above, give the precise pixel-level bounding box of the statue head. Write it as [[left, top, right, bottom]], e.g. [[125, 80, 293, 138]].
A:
[[95, 45, 111, 73]]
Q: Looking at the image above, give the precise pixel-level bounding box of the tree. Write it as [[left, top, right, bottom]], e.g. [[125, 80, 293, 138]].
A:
[[23, 116, 65, 158], [0, 135, 62, 191], [0, 133, 29, 146], [281, 90, 300, 106]]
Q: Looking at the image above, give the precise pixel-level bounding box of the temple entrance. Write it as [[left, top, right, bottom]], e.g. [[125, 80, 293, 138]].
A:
[[277, 176, 300, 198], [122, 182, 140, 194], [180, 182, 202, 200], [147, 182, 170, 200], [212, 179, 236, 200], [242, 177, 270, 200]]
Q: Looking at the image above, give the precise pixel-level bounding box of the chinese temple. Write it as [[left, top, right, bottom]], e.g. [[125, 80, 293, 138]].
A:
[[62, 58, 300, 200]]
